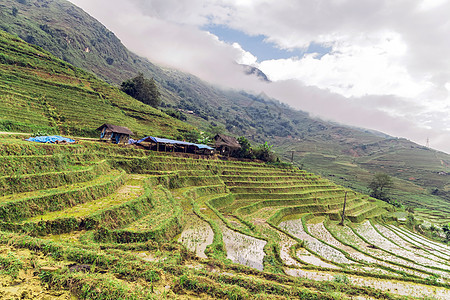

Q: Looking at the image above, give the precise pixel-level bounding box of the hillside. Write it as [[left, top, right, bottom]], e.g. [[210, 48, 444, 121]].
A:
[[0, 0, 379, 141], [275, 136, 450, 226], [0, 29, 193, 138], [0, 136, 448, 299], [0, 0, 449, 226]]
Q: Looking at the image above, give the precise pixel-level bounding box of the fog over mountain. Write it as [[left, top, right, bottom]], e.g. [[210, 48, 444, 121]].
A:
[[69, 0, 450, 153]]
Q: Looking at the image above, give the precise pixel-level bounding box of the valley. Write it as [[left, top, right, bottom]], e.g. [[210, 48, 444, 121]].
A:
[[0, 1, 449, 299], [0, 0, 449, 226]]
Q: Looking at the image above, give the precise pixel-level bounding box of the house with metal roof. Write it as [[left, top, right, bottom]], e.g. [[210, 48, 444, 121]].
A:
[[136, 136, 214, 155], [97, 123, 134, 144]]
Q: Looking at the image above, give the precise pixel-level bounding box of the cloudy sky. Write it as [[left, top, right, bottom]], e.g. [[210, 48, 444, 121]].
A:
[[69, 0, 450, 153]]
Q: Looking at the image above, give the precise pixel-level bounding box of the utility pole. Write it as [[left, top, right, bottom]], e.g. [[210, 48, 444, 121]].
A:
[[289, 150, 295, 163], [339, 191, 348, 226], [426, 138, 430, 148]]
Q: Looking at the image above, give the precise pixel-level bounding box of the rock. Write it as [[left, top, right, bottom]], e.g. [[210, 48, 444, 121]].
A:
[[68, 264, 91, 273], [40, 266, 60, 272]]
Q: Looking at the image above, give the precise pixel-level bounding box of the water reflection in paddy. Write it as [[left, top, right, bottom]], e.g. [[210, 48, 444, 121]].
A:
[[178, 212, 214, 258], [221, 222, 266, 270]]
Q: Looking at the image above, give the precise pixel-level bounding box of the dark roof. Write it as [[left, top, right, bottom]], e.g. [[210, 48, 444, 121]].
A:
[[214, 134, 241, 149], [96, 124, 134, 135]]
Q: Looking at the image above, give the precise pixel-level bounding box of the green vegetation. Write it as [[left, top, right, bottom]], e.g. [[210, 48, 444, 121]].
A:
[[121, 73, 161, 107], [0, 252, 23, 279], [233, 137, 277, 163], [1, 0, 450, 228], [0, 2, 449, 298], [368, 172, 395, 205], [0, 136, 446, 299], [443, 224, 450, 242], [0, 29, 192, 138]]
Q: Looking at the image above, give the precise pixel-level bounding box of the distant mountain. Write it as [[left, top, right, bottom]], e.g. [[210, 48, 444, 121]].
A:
[[240, 64, 271, 82], [0, 0, 159, 84], [1, 0, 449, 223]]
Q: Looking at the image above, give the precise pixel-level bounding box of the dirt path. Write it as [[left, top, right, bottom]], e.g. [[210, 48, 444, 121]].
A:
[[0, 132, 29, 135]]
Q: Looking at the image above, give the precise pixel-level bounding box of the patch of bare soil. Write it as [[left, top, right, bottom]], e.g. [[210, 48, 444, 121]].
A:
[[0, 245, 74, 300], [0, 272, 73, 300]]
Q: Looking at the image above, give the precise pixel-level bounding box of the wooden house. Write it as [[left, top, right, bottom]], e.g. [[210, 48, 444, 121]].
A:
[[214, 134, 241, 156], [97, 124, 134, 144]]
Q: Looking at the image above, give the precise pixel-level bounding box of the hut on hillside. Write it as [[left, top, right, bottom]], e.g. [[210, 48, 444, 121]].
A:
[[214, 134, 241, 156], [97, 123, 134, 144], [136, 136, 214, 155]]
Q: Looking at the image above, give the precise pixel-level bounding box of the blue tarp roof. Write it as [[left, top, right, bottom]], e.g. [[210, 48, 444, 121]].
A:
[[26, 135, 76, 144], [137, 136, 213, 150]]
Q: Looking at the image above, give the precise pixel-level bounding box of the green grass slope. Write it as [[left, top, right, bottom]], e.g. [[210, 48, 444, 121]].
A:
[[276, 137, 450, 225], [0, 29, 193, 137], [1, 0, 450, 225]]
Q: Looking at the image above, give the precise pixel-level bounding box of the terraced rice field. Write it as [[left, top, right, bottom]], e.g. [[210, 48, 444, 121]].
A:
[[0, 137, 449, 299]]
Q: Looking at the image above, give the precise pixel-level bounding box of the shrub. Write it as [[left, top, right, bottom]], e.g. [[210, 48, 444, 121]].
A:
[[234, 136, 254, 159], [332, 274, 349, 284], [163, 108, 186, 121], [253, 142, 276, 162], [0, 252, 23, 279]]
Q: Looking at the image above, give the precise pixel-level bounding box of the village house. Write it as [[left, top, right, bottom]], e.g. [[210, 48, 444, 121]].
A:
[[136, 136, 214, 155], [213, 134, 241, 156], [97, 123, 134, 144]]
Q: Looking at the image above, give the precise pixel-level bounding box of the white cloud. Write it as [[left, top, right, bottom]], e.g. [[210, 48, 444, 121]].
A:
[[259, 31, 433, 99], [68, 0, 450, 153], [69, 0, 258, 88], [232, 43, 258, 65], [416, 0, 448, 11]]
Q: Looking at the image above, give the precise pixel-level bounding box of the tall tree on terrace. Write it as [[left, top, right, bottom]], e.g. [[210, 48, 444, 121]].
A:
[[443, 224, 450, 242], [368, 172, 393, 202], [121, 73, 161, 107]]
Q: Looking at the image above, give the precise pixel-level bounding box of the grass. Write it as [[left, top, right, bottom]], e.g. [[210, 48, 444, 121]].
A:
[[0, 29, 193, 139], [289, 148, 450, 226], [28, 175, 146, 222], [0, 5, 449, 298], [0, 136, 448, 298], [2, 0, 450, 236]]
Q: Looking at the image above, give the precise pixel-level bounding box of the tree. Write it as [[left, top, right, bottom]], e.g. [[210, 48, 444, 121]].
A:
[[121, 73, 161, 107], [178, 130, 201, 143], [235, 136, 254, 159], [163, 108, 186, 121], [253, 141, 276, 162], [368, 173, 393, 202], [207, 123, 225, 138], [443, 224, 450, 242]]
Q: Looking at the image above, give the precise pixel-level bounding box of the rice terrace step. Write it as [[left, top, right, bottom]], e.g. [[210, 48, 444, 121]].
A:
[[0, 136, 448, 299]]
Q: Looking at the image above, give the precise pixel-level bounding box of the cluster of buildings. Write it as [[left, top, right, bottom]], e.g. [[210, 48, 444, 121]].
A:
[[97, 123, 241, 156]]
